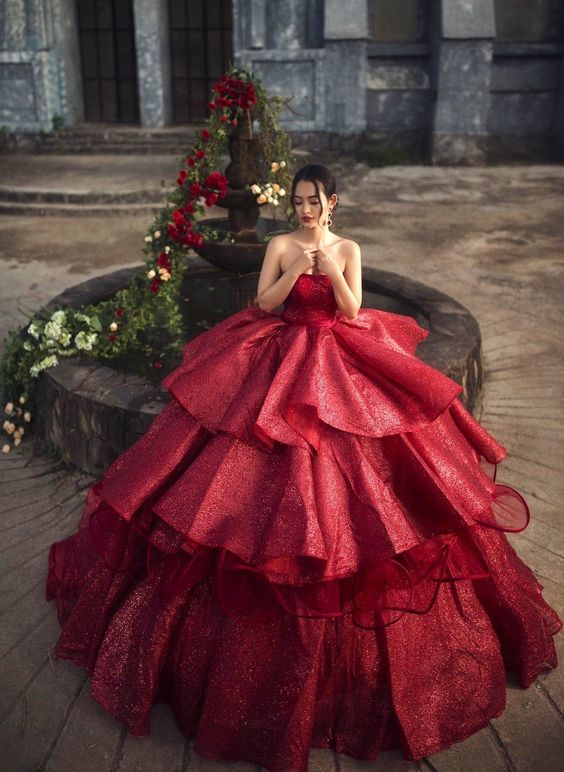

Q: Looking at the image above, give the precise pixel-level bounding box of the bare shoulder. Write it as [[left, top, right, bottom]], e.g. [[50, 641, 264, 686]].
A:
[[341, 238, 361, 265], [270, 232, 291, 246], [341, 237, 360, 251]]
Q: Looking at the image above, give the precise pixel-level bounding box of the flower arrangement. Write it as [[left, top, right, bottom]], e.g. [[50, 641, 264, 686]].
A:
[[0, 63, 294, 454]]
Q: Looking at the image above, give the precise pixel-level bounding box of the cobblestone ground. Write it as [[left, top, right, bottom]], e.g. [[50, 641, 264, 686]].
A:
[[0, 151, 563, 771]]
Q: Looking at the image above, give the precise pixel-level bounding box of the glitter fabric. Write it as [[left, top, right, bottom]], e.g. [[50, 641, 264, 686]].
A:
[[46, 272, 562, 770]]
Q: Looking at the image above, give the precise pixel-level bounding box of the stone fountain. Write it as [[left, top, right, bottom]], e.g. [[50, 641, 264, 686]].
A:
[[191, 107, 291, 309], [33, 260, 484, 476]]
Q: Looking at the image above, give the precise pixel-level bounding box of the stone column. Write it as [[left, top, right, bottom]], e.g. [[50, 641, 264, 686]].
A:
[[0, 0, 28, 50], [133, 0, 172, 127], [430, 0, 495, 164], [324, 0, 368, 137]]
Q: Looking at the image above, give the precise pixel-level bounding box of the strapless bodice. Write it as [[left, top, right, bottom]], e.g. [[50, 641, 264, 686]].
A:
[[280, 273, 339, 328]]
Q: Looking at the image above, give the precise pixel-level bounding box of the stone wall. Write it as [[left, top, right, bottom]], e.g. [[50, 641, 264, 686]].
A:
[[1, 0, 563, 162]]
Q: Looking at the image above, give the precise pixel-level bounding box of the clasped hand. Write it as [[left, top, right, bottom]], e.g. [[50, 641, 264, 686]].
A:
[[304, 247, 341, 279]]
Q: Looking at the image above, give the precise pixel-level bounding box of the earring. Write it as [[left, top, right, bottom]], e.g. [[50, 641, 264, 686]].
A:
[[327, 209, 333, 227]]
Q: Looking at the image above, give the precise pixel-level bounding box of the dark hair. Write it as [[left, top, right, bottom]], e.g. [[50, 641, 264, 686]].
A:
[[287, 164, 338, 229]]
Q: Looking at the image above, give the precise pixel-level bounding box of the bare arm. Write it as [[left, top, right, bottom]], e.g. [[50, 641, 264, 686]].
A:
[[335, 241, 362, 319], [321, 241, 362, 320], [257, 236, 314, 312]]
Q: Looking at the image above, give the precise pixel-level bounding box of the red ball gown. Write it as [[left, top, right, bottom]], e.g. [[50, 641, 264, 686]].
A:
[[46, 272, 562, 770]]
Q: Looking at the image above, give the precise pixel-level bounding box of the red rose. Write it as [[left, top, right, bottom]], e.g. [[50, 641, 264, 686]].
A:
[[115, 308, 125, 317], [231, 118, 238, 126], [149, 277, 160, 293], [152, 361, 163, 369], [207, 101, 216, 110], [176, 169, 187, 185], [156, 251, 171, 269], [186, 157, 195, 167], [108, 333, 117, 343], [195, 149, 205, 159], [167, 223, 180, 240], [220, 114, 228, 122], [189, 182, 203, 197], [184, 202, 195, 215], [201, 129, 210, 140]]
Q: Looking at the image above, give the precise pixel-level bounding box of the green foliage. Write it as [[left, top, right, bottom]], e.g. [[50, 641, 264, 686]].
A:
[[0, 63, 294, 455]]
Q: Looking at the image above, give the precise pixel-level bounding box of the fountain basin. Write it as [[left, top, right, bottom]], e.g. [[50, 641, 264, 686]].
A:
[[33, 255, 483, 475]]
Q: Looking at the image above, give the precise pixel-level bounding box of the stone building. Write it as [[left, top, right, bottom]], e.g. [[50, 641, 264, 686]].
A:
[[1, 0, 563, 163]]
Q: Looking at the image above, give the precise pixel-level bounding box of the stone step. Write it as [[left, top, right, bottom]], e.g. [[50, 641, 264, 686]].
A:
[[35, 144, 190, 155], [33, 124, 204, 156], [0, 188, 166, 205], [0, 199, 164, 217]]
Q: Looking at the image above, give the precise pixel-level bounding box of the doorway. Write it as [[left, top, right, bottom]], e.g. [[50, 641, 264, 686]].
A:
[[77, 0, 140, 123], [168, 0, 234, 123]]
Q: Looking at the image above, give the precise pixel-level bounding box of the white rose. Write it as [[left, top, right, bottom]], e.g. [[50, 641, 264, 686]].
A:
[[251, 184, 261, 194], [74, 331, 97, 351], [271, 162, 280, 172], [161, 273, 171, 282], [14, 437, 21, 446], [280, 161, 286, 168], [278, 188, 286, 197], [1, 444, 10, 454], [27, 322, 40, 340], [144, 235, 152, 242], [18, 426, 25, 436], [109, 322, 118, 332], [5, 423, 15, 434], [164, 246, 171, 254], [147, 269, 156, 279], [44, 320, 62, 341], [273, 199, 279, 206], [154, 230, 161, 238], [5, 402, 14, 414], [19, 395, 27, 405], [267, 196, 273, 203], [24, 412, 32, 422], [51, 310, 66, 324], [3, 420, 10, 430], [272, 183, 280, 193]]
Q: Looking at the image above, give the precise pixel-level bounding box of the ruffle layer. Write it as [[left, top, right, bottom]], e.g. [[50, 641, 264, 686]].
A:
[[160, 306, 466, 454], [48, 392, 549, 637], [45, 305, 563, 767]]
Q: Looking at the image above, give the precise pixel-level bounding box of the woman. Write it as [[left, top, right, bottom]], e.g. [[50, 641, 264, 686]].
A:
[[46, 164, 562, 771]]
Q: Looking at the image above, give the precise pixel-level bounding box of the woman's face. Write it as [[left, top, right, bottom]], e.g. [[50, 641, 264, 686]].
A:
[[292, 180, 335, 229]]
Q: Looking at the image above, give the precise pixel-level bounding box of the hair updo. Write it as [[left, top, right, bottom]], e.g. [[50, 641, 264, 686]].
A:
[[287, 164, 338, 229]]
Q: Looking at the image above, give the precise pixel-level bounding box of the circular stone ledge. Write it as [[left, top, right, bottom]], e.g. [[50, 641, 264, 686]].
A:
[[32, 258, 483, 476]]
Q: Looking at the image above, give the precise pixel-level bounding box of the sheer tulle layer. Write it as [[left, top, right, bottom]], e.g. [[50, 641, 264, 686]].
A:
[[46, 511, 561, 769], [45, 304, 562, 769]]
